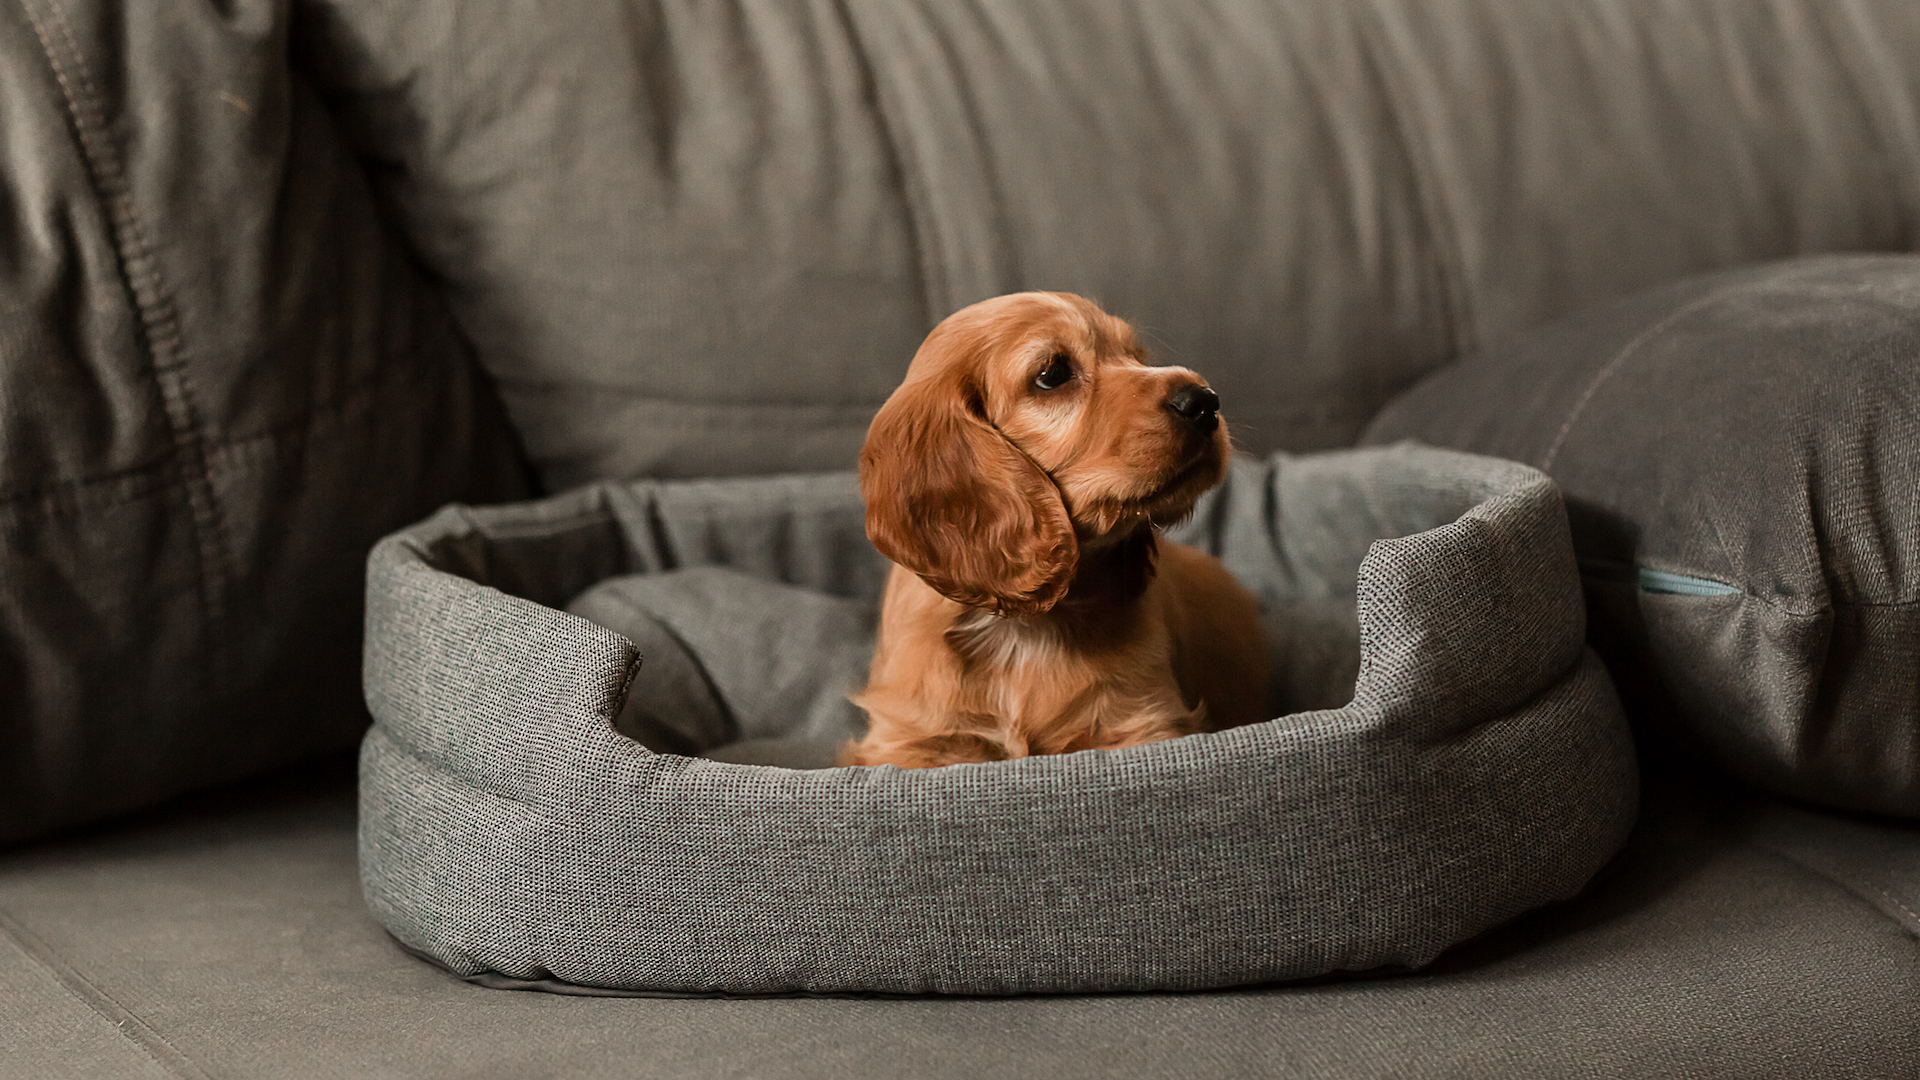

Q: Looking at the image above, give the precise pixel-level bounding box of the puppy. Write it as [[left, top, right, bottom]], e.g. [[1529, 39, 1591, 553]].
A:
[[845, 292, 1267, 768]]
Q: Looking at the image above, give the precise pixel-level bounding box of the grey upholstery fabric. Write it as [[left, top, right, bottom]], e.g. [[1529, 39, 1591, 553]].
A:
[[568, 568, 878, 767], [1364, 255, 1920, 818], [294, 0, 1920, 489], [7, 755, 1919, 1078], [0, 0, 530, 844], [359, 447, 1638, 994]]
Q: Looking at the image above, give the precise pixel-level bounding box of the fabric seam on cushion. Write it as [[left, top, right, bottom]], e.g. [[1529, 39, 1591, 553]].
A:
[[1833, 596, 1920, 611], [1743, 840, 1920, 942], [1587, 570, 1920, 616], [0, 455, 182, 517], [1697, 485, 1779, 613], [0, 903, 214, 1080], [1355, 1, 1479, 359], [198, 327, 471, 469], [0, 324, 459, 513], [1415, 641, 1595, 751], [1538, 287, 1737, 472], [611, 649, 646, 732], [18, 0, 235, 647]]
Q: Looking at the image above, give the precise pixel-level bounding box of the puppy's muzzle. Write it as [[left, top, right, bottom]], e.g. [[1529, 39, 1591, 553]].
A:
[[1166, 384, 1221, 436]]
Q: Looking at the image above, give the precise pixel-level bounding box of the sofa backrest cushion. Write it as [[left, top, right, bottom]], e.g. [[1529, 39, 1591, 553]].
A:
[[295, 0, 1920, 490], [1364, 254, 1920, 818], [0, 0, 529, 843]]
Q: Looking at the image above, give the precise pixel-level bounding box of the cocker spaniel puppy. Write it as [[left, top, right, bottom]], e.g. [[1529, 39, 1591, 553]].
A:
[[846, 292, 1267, 768]]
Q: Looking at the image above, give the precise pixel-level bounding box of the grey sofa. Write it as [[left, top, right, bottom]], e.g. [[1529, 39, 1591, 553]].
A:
[[3, 1, 1918, 1076]]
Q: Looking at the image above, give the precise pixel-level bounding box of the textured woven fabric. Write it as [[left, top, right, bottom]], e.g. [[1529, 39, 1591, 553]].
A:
[[0, 0, 529, 843], [1364, 254, 1920, 817], [567, 568, 877, 767], [359, 446, 1637, 994]]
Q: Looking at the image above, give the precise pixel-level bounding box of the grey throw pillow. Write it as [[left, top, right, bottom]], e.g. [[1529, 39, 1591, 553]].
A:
[[0, 1, 528, 843], [1363, 254, 1920, 817]]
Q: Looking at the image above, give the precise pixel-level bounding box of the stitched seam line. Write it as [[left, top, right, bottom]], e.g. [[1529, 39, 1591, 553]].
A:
[[1538, 287, 1731, 472], [0, 454, 179, 517], [0, 321, 461, 512], [1831, 596, 1920, 611], [1591, 569, 1920, 619], [1879, 886, 1920, 930], [1746, 841, 1920, 942], [21, 0, 234, 638], [0, 902, 213, 1080]]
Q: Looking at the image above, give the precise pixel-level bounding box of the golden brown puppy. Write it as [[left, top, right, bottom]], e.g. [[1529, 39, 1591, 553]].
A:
[[845, 292, 1267, 768]]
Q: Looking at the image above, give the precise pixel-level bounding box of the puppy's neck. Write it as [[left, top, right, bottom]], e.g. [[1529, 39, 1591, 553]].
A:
[[945, 525, 1158, 662], [1057, 522, 1159, 613]]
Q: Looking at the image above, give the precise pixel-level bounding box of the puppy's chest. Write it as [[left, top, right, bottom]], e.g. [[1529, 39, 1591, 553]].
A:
[[944, 613, 1194, 754]]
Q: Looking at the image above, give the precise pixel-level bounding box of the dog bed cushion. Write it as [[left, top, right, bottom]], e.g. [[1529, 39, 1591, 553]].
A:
[[359, 445, 1637, 995], [566, 567, 877, 768], [1364, 254, 1920, 817]]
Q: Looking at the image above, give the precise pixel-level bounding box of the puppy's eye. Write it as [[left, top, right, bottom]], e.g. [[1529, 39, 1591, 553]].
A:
[[1034, 353, 1075, 391]]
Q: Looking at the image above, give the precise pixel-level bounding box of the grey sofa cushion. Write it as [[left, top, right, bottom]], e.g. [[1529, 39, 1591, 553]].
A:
[[358, 446, 1637, 995], [7, 754, 1920, 1079], [1364, 255, 1920, 817], [294, 0, 1920, 489], [0, 1, 529, 844]]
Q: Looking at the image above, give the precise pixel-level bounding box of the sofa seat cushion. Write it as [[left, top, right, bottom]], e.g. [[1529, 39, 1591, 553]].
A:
[[356, 446, 1636, 995], [3, 754, 1916, 1078]]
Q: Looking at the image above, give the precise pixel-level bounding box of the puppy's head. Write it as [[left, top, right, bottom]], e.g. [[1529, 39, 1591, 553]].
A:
[[861, 292, 1231, 616]]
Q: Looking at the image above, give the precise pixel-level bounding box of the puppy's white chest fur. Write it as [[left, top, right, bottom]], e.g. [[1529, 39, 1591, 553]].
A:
[[850, 563, 1208, 767], [949, 606, 1198, 754]]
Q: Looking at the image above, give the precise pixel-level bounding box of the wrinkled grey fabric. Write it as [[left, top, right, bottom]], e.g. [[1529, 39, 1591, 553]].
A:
[[1365, 255, 1920, 818], [358, 447, 1638, 995], [0, 0, 530, 843], [293, 0, 1920, 488], [569, 568, 877, 767]]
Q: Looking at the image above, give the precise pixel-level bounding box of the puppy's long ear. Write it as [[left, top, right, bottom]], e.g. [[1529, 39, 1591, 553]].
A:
[[860, 375, 1077, 616]]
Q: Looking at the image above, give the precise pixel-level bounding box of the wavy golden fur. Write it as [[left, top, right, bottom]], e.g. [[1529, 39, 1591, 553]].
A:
[[846, 292, 1268, 768]]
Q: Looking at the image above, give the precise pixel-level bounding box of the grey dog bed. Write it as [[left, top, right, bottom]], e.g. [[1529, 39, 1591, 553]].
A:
[[359, 445, 1638, 995]]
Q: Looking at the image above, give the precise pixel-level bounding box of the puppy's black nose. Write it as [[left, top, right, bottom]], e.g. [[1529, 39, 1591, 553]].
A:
[[1166, 384, 1220, 434]]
